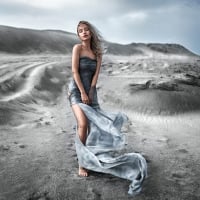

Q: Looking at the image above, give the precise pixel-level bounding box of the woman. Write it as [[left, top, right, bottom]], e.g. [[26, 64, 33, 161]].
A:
[[68, 20, 147, 196]]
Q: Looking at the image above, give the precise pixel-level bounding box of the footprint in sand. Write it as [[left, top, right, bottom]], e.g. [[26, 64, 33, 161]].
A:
[[71, 153, 77, 158], [156, 136, 169, 144], [61, 129, 67, 133], [172, 171, 186, 179], [170, 170, 194, 186], [0, 145, 10, 151], [27, 191, 50, 200], [87, 187, 102, 200], [67, 143, 73, 147], [142, 138, 147, 143], [177, 148, 188, 154], [18, 144, 26, 148]]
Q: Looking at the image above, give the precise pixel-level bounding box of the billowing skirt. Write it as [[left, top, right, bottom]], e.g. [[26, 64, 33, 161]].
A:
[[68, 83, 147, 195]]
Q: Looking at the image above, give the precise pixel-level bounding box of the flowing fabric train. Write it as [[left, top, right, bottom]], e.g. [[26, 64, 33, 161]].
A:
[[75, 103, 147, 196]]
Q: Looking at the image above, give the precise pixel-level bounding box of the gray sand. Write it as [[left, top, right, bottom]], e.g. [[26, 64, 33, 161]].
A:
[[0, 54, 200, 200]]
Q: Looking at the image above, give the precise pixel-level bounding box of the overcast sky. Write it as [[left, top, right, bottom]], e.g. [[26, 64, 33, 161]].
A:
[[0, 0, 200, 55]]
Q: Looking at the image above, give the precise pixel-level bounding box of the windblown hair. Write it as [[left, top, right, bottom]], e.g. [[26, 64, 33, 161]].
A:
[[77, 20, 103, 58]]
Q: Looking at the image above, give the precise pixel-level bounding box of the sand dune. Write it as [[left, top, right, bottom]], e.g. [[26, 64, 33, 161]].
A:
[[0, 55, 70, 126], [0, 25, 79, 54], [0, 52, 200, 200], [0, 62, 58, 102]]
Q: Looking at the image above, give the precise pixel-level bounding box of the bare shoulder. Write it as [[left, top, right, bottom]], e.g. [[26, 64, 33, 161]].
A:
[[72, 44, 82, 59], [73, 44, 82, 52]]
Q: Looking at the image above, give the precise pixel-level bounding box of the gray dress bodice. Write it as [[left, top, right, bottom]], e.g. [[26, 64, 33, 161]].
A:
[[68, 56, 99, 108]]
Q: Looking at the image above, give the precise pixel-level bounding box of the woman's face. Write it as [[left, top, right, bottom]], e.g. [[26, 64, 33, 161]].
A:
[[77, 24, 91, 41]]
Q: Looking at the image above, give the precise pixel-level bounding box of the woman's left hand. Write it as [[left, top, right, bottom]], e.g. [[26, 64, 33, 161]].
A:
[[81, 92, 90, 104]]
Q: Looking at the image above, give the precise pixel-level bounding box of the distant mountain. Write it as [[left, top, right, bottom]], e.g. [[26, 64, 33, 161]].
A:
[[0, 25, 198, 56], [104, 42, 198, 56], [0, 25, 79, 54]]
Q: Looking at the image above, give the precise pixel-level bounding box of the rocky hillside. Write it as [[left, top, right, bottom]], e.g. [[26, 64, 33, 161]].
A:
[[0, 25, 198, 56]]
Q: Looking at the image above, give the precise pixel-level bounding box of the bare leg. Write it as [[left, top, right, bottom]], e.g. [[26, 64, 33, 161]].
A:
[[72, 104, 88, 177]]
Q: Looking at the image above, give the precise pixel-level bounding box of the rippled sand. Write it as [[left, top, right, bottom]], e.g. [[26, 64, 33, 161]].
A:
[[0, 54, 200, 200]]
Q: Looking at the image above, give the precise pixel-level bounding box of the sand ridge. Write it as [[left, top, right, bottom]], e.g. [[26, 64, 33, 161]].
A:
[[0, 54, 200, 200]]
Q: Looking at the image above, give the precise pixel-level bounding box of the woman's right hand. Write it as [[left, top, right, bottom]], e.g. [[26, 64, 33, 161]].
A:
[[81, 92, 90, 104]]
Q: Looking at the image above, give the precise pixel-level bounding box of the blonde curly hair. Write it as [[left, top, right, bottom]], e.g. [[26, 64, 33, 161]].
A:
[[77, 20, 103, 58]]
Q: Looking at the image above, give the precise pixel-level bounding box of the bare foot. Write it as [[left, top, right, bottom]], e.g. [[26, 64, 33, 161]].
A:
[[79, 166, 88, 177]]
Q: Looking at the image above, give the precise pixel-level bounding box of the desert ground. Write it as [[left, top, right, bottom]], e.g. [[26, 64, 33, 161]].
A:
[[0, 53, 200, 200]]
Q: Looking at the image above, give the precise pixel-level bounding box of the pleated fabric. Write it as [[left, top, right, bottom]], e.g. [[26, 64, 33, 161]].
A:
[[75, 103, 147, 196]]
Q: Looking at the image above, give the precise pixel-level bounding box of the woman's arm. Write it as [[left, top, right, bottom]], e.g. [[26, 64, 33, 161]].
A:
[[88, 56, 102, 102], [72, 44, 89, 104], [91, 55, 102, 87]]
